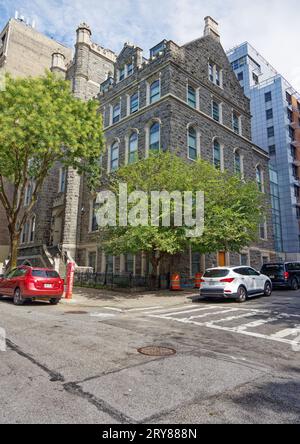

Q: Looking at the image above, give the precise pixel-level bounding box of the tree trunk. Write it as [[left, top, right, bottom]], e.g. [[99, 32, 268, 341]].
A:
[[9, 232, 20, 270], [150, 251, 162, 289]]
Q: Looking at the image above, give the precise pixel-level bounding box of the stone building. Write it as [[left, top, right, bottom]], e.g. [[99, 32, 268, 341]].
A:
[[7, 16, 276, 276], [0, 17, 72, 269]]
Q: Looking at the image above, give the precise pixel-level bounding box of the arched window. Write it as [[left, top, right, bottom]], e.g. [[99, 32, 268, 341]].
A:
[[256, 166, 263, 192], [188, 127, 197, 160], [234, 150, 242, 175], [112, 103, 120, 124], [29, 216, 36, 242], [149, 122, 160, 152], [21, 221, 30, 244], [213, 139, 221, 169], [150, 80, 160, 104], [188, 86, 196, 109], [128, 132, 138, 164], [110, 141, 119, 171], [130, 92, 139, 114]]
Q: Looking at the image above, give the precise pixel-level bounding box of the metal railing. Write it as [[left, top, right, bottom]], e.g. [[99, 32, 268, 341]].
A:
[[74, 271, 195, 291]]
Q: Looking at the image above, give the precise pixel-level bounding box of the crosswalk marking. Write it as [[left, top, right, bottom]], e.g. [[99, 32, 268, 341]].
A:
[[145, 304, 300, 347], [271, 327, 300, 339]]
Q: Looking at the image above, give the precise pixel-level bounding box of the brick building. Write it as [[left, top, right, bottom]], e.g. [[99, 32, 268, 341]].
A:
[[3, 17, 276, 276]]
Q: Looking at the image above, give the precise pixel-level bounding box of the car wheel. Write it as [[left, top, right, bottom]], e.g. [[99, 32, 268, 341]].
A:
[[13, 288, 24, 306], [291, 278, 299, 291], [264, 282, 272, 297], [49, 299, 59, 305], [236, 286, 247, 303]]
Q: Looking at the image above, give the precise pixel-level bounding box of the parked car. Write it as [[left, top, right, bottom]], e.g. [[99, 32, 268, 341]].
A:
[[0, 266, 64, 305], [200, 266, 272, 303], [261, 262, 300, 290]]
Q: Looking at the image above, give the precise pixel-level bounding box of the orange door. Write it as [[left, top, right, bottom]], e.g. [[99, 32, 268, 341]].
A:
[[218, 252, 226, 267]]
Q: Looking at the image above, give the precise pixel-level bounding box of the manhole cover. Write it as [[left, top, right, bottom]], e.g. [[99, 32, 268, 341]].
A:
[[64, 311, 88, 315], [138, 346, 176, 357]]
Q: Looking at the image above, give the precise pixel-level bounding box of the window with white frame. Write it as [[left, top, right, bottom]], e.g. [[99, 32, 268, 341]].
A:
[[149, 122, 160, 152], [213, 139, 221, 169], [187, 85, 196, 109], [118, 66, 125, 81], [21, 221, 30, 244], [130, 92, 139, 114], [234, 150, 242, 176], [208, 62, 223, 87], [125, 254, 134, 273], [110, 141, 119, 171], [24, 181, 33, 207], [256, 166, 263, 192], [150, 80, 160, 104], [106, 255, 114, 273], [29, 215, 36, 242], [128, 132, 138, 164], [188, 127, 198, 160], [212, 101, 220, 122], [59, 167, 67, 193], [127, 62, 133, 76], [112, 103, 121, 124], [90, 198, 99, 232]]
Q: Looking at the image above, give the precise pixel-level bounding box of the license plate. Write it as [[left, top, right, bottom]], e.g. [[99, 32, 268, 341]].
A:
[[44, 284, 53, 289], [208, 281, 217, 286], [270, 276, 275, 279]]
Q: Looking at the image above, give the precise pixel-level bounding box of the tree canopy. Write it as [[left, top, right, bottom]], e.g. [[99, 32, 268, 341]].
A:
[[99, 151, 265, 276], [0, 72, 104, 268]]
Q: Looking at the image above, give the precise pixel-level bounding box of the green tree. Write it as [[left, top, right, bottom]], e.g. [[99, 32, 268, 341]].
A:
[[100, 151, 265, 279], [0, 73, 104, 269]]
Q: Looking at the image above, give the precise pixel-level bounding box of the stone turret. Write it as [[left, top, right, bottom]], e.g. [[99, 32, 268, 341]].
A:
[[50, 50, 66, 77], [204, 16, 220, 41], [76, 22, 92, 45]]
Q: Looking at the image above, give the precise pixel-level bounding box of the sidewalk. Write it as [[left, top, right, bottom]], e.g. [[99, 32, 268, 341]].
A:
[[61, 286, 200, 310]]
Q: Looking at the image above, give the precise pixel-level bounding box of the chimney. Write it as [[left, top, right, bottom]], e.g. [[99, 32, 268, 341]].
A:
[[204, 16, 220, 41]]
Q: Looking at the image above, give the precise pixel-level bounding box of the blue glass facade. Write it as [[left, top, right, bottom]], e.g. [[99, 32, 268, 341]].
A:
[[228, 43, 300, 255]]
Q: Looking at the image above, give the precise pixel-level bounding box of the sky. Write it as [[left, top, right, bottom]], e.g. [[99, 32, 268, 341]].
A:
[[0, 0, 300, 91]]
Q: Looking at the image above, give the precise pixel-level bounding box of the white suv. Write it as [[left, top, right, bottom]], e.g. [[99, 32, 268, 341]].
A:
[[200, 266, 272, 303]]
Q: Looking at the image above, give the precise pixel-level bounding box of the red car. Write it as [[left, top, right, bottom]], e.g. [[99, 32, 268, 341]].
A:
[[0, 266, 64, 305]]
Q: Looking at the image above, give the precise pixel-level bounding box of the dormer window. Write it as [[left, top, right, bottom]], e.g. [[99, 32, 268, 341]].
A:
[[127, 62, 133, 76], [208, 61, 223, 88], [119, 66, 125, 82], [150, 41, 167, 58]]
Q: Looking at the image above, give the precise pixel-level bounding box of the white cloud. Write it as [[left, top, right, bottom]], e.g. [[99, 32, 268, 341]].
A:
[[1, 0, 300, 90]]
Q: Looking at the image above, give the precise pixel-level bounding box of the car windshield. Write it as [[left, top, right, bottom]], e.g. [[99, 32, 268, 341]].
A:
[[261, 264, 284, 274], [32, 270, 59, 278], [204, 269, 229, 278]]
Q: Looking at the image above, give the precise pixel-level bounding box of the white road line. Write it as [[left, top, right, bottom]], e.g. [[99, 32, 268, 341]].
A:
[[127, 306, 162, 312], [145, 304, 203, 315], [103, 307, 124, 312], [271, 327, 300, 339], [90, 313, 117, 318], [152, 306, 225, 317], [236, 317, 279, 331], [188, 308, 241, 321]]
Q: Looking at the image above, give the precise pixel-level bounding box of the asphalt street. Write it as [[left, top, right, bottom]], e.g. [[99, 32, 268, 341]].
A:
[[0, 289, 299, 424]]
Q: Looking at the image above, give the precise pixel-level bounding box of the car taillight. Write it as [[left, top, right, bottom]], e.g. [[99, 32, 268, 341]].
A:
[[200, 279, 206, 283], [220, 278, 235, 283], [284, 272, 290, 280]]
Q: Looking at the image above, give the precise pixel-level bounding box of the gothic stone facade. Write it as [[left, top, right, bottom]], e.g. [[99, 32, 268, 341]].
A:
[[17, 18, 276, 276]]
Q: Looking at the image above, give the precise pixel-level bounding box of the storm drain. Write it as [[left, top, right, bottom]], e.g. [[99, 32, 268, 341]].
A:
[[138, 346, 177, 357], [64, 311, 88, 315]]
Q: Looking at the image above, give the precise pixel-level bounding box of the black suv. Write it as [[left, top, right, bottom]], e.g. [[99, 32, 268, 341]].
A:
[[261, 262, 300, 290]]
